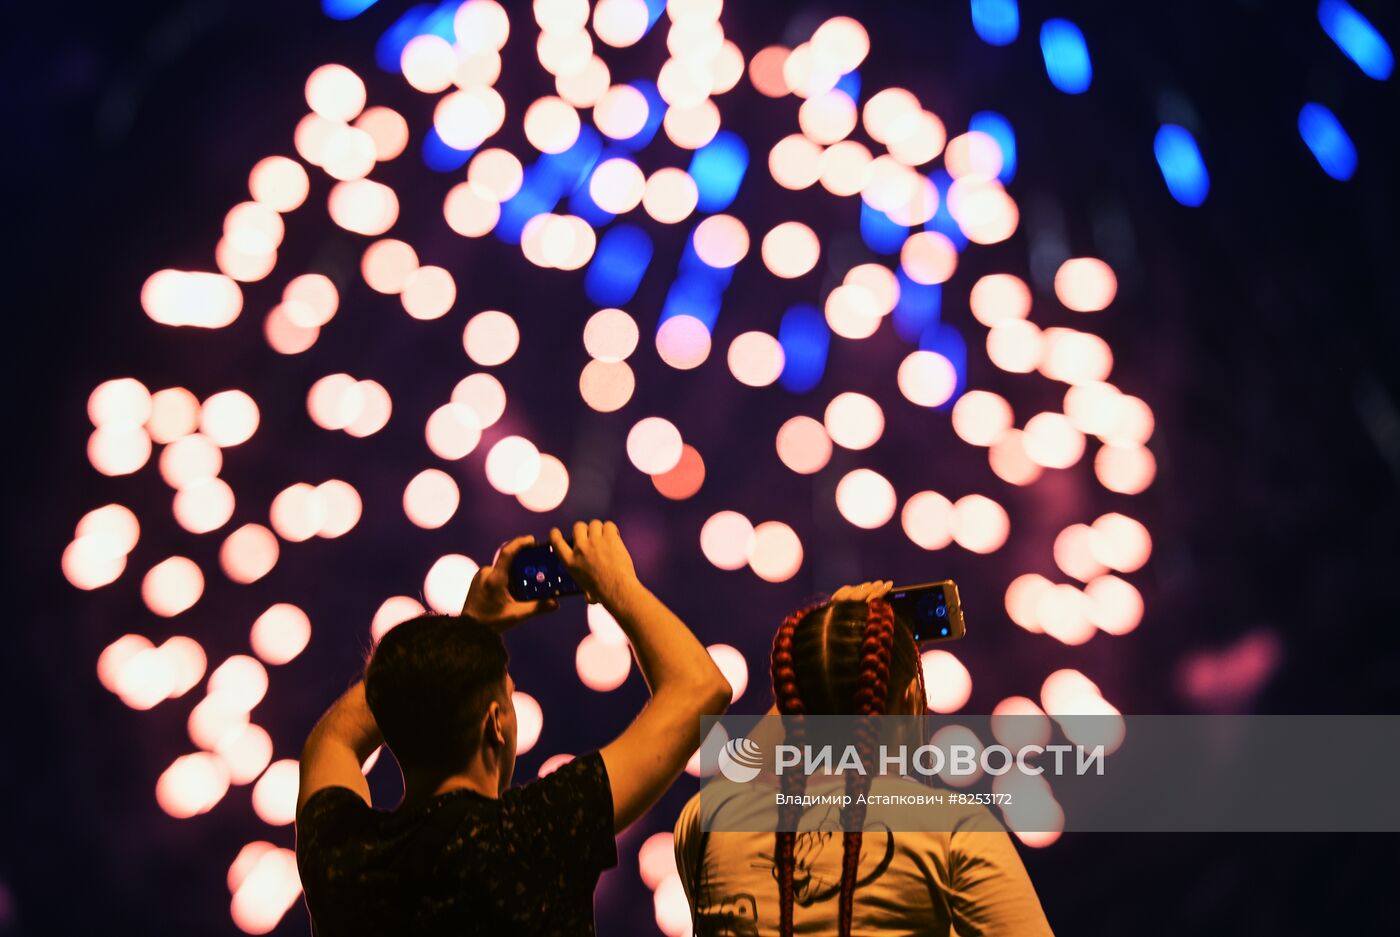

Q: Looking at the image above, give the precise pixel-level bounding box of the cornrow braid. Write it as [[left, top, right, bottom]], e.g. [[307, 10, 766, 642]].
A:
[[836, 597, 896, 937], [768, 597, 908, 937], [770, 605, 817, 937]]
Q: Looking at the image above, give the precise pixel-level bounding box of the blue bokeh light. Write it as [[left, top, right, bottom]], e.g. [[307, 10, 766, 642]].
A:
[[893, 273, 942, 343], [537, 126, 605, 195], [322, 0, 379, 19], [495, 170, 557, 244], [835, 70, 862, 102], [1318, 0, 1394, 80], [688, 131, 749, 213], [376, 4, 434, 72], [660, 273, 725, 330], [1298, 103, 1358, 180], [1040, 19, 1092, 94], [927, 170, 970, 251], [968, 111, 1017, 183], [918, 325, 967, 405], [1153, 124, 1210, 207], [860, 200, 907, 255], [613, 81, 666, 151], [585, 225, 653, 306], [778, 305, 830, 394], [421, 127, 474, 172], [970, 0, 1020, 46]]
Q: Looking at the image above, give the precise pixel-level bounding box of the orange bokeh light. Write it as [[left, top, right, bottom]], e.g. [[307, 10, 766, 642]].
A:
[[652, 444, 705, 500]]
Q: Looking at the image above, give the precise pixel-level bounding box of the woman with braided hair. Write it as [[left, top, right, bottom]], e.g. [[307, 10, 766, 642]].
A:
[[674, 582, 1053, 936]]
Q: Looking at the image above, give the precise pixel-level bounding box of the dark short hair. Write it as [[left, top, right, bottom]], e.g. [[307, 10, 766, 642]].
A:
[[365, 615, 509, 777]]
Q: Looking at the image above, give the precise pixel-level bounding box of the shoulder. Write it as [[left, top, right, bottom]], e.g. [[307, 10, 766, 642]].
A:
[[499, 751, 615, 840], [297, 785, 372, 828], [503, 751, 611, 810]]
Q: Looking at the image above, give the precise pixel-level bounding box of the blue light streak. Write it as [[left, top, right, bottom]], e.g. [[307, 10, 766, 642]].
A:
[[585, 225, 653, 306], [688, 131, 748, 213], [971, 0, 1019, 46], [1153, 124, 1210, 207], [778, 305, 830, 394], [1040, 19, 1092, 94], [323, 0, 379, 19], [1318, 0, 1393, 80], [1298, 103, 1358, 180], [968, 111, 1017, 183]]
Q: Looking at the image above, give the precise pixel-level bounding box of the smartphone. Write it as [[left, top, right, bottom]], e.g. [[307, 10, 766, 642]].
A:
[[888, 580, 966, 643], [508, 542, 584, 602]]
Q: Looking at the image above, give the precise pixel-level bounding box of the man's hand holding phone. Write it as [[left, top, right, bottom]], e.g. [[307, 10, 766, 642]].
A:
[[549, 520, 639, 606], [462, 535, 561, 630]]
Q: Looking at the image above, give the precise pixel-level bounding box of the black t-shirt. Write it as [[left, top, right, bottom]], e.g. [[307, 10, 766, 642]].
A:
[[295, 751, 618, 936]]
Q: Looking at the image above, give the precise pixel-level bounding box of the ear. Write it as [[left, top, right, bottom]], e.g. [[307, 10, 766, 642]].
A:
[[483, 700, 505, 749]]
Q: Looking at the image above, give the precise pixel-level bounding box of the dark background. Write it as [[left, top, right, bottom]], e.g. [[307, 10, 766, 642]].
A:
[[3, 0, 1399, 934]]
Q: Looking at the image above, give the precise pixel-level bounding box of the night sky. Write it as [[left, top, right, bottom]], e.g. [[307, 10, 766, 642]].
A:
[[5, 1, 1399, 934]]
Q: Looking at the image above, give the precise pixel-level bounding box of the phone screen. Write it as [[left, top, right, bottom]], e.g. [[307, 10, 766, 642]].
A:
[[888, 580, 966, 643], [508, 543, 583, 601]]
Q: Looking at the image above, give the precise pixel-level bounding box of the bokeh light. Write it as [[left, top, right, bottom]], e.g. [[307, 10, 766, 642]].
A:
[[901, 490, 955, 550], [921, 650, 973, 713], [463, 311, 521, 366], [485, 436, 543, 494], [249, 604, 312, 666], [952, 494, 1010, 553], [627, 417, 684, 475], [576, 632, 632, 691], [835, 468, 898, 529], [652, 444, 705, 500], [747, 521, 803, 582], [655, 314, 712, 369], [824, 392, 884, 450], [579, 359, 636, 412], [220, 524, 279, 584], [518, 454, 571, 512], [404, 469, 460, 529], [1055, 257, 1118, 312], [423, 554, 479, 614], [700, 511, 755, 571], [897, 351, 958, 407], [143, 556, 205, 617], [761, 222, 820, 278], [775, 415, 832, 475]]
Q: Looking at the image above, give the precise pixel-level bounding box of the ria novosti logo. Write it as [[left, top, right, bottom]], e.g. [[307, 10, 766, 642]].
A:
[[717, 736, 764, 783]]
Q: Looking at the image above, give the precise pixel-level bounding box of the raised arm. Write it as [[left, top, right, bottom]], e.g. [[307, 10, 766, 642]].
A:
[[297, 681, 382, 815], [552, 520, 732, 832]]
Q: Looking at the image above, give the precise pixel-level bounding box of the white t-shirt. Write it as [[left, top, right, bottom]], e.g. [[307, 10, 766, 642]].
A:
[[674, 774, 1054, 937]]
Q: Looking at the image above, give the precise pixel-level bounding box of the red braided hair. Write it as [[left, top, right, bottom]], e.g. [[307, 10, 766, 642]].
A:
[[769, 605, 815, 937], [769, 597, 913, 937]]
